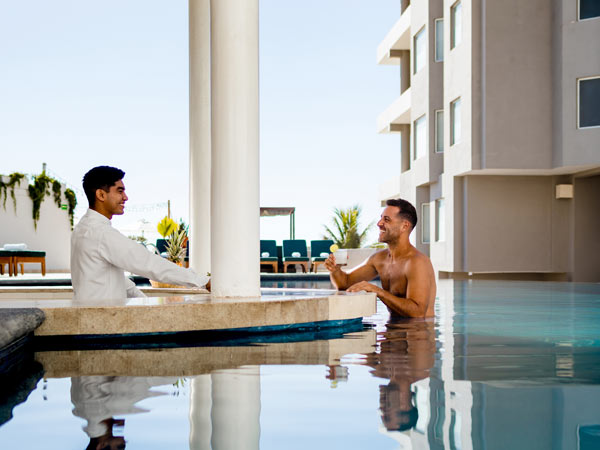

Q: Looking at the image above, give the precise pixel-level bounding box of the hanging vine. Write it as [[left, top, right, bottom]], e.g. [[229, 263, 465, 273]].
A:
[[0, 172, 25, 212], [64, 188, 77, 228], [1, 170, 78, 230], [28, 172, 52, 229]]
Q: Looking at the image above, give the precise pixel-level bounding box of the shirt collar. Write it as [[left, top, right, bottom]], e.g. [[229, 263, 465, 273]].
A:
[[85, 208, 112, 226]]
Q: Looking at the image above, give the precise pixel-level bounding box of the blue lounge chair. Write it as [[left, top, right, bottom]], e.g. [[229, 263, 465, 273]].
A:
[[260, 240, 279, 273], [282, 240, 309, 273], [310, 240, 334, 272]]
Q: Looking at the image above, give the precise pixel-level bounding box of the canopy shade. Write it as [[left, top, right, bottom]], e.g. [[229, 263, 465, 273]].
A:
[[260, 207, 295, 239]]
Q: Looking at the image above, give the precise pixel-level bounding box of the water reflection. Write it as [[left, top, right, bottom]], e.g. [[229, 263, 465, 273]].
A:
[[70, 376, 177, 449], [364, 318, 435, 433]]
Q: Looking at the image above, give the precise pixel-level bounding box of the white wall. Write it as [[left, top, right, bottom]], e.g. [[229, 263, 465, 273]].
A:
[[0, 175, 72, 272]]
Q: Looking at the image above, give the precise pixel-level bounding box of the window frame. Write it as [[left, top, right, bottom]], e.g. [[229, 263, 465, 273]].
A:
[[577, 76, 600, 129], [413, 114, 427, 160], [435, 109, 444, 153], [434, 18, 444, 62], [421, 203, 431, 244], [451, 0, 462, 50], [450, 97, 462, 146], [435, 198, 445, 242], [413, 26, 426, 74], [578, 0, 600, 21]]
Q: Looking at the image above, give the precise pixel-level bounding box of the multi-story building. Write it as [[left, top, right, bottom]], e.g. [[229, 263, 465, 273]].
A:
[[377, 0, 600, 282]]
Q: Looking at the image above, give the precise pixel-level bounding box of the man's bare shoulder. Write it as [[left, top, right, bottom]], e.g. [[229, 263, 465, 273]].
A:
[[368, 248, 390, 264], [406, 248, 435, 272]]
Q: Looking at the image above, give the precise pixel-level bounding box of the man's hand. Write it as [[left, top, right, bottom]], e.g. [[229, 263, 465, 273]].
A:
[[347, 281, 382, 295], [324, 253, 338, 272]]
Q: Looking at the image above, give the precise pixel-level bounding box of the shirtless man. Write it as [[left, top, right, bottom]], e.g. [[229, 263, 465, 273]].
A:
[[325, 199, 436, 318]]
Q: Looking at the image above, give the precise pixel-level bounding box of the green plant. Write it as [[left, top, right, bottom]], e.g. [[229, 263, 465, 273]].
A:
[[323, 205, 373, 249], [0, 172, 25, 212], [52, 180, 62, 207], [28, 172, 53, 229], [64, 188, 77, 229], [157, 216, 187, 263]]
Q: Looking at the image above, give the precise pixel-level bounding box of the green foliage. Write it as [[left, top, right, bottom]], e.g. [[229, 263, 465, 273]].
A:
[[0, 172, 25, 212], [28, 172, 54, 229], [64, 188, 77, 229], [323, 205, 373, 249], [52, 180, 62, 207]]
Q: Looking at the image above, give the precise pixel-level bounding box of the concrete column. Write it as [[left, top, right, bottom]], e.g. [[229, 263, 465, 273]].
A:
[[211, 367, 261, 450], [189, 0, 212, 276], [189, 375, 213, 450], [400, 124, 411, 172], [210, 0, 260, 297]]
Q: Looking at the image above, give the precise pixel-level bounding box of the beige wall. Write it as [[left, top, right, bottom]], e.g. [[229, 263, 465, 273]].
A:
[[573, 175, 600, 281], [484, 0, 553, 170], [462, 176, 574, 273]]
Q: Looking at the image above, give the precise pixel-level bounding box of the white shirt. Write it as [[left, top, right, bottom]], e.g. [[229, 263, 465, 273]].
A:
[[71, 209, 208, 301]]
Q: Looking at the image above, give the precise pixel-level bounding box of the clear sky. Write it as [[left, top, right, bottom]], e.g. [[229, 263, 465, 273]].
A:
[[0, 0, 400, 245]]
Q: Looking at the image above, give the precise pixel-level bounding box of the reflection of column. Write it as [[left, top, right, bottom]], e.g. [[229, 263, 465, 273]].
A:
[[189, 0, 212, 276], [210, 0, 260, 297], [189, 375, 213, 450], [211, 367, 260, 450]]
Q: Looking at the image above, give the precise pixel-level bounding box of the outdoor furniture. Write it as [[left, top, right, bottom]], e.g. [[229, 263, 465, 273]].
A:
[[310, 240, 334, 272], [13, 250, 46, 276], [282, 240, 309, 273], [0, 251, 15, 276], [260, 240, 279, 273]]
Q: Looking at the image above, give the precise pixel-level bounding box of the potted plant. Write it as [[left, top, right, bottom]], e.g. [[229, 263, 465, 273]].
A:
[[150, 216, 188, 288]]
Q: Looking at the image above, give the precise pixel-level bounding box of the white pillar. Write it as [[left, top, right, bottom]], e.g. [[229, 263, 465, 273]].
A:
[[210, 0, 260, 297], [189, 0, 212, 277], [211, 367, 261, 450], [189, 375, 213, 450]]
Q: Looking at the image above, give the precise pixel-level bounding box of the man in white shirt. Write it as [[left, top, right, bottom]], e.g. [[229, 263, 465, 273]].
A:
[[71, 166, 209, 301]]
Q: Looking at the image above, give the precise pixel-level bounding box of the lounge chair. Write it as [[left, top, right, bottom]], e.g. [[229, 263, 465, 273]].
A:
[[260, 240, 279, 273], [310, 240, 334, 272], [0, 251, 15, 276], [282, 240, 309, 273], [13, 250, 46, 276]]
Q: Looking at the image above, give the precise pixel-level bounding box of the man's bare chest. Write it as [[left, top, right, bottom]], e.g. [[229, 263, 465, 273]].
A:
[[376, 260, 408, 296]]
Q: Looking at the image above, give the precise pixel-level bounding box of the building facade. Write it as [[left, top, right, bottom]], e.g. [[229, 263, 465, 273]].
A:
[[377, 0, 600, 281]]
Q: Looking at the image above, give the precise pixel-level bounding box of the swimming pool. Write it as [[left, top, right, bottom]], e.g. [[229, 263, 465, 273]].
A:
[[1, 279, 599, 449]]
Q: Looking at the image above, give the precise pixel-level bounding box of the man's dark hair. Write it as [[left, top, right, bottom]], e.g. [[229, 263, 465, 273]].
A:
[[82, 166, 125, 208], [386, 198, 418, 229]]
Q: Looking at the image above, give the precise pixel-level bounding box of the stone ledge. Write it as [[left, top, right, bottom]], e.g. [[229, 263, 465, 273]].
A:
[[0, 308, 45, 349]]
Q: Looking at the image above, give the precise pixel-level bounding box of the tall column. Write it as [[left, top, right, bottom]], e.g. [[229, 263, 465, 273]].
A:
[[189, 0, 212, 276], [210, 0, 260, 297]]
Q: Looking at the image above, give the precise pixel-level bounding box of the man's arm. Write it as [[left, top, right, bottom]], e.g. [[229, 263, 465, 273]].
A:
[[325, 253, 379, 290], [100, 229, 209, 288], [347, 257, 433, 318]]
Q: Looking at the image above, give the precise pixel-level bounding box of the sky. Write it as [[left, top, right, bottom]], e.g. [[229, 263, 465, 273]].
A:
[[0, 0, 400, 245]]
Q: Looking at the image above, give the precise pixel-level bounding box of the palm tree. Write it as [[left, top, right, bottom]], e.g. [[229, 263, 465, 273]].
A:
[[323, 205, 373, 248]]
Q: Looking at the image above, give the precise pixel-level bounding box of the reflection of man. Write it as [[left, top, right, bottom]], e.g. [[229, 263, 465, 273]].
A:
[[71, 166, 209, 302], [71, 376, 176, 450], [325, 199, 436, 318], [364, 318, 435, 432]]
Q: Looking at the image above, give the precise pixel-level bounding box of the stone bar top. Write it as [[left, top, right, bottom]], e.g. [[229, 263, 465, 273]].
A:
[[0, 288, 377, 337]]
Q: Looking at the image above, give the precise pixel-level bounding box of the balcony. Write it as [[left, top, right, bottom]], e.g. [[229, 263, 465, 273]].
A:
[[377, 88, 411, 134], [376, 5, 412, 65]]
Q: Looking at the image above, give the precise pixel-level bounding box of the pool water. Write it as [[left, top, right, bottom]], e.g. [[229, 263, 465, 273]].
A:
[[1, 280, 600, 449]]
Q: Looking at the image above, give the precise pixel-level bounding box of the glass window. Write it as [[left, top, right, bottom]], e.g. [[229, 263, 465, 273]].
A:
[[436, 198, 445, 242], [435, 110, 444, 152], [421, 203, 431, 244], [414, 27, 426, 74], [450, 98, 461, 146], [451, 1, 462, 49], [578, 77, 600, 128], [414, 115, 427, 160], [580, 0, 600, 20], [435, 19, 444, 62]]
